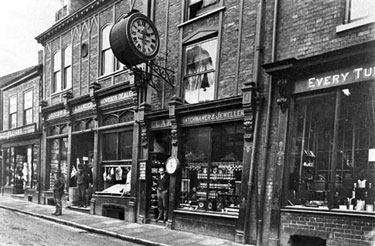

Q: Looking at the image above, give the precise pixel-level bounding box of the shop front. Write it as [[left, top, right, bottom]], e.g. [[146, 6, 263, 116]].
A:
[[264, 42, 375, 246], [0, 124, 41, 202], [144, 99, 243, 241], [90, 85, 138, 222]]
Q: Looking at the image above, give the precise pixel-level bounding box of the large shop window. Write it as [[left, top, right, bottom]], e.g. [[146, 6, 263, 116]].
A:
[[179, 123, 243, 214], [49, 138, 68, 189], [101, 129, 133, 191], [3, 146, 37, 190], [288, 81, 375, 212], [183, 37, 217, 104]]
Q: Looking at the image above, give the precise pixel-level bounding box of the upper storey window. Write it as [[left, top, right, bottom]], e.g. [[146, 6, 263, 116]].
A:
[[348, 0, 375, 22], [23, 90, 33, 125], [101, 25, 114, 76], [9, 96, 17, 129], [188, 0, 219, 20], [183, 37, 217, 104], [52, 45, 72, 94]]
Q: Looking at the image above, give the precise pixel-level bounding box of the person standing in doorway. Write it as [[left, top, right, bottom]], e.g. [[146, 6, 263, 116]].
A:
[[52, 170, 65, 216], [76, 164, 89, 207], [156, 167, 169, 223]]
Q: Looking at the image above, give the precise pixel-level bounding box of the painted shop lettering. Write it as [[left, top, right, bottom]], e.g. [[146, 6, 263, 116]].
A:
[[307, 66, 375, 90]]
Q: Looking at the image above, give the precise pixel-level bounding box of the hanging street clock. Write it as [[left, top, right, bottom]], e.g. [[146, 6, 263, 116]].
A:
[[110, 10, 160, 67]]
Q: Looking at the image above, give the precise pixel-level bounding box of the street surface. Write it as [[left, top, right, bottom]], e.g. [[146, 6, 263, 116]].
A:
[[0, 208, 140, 246]]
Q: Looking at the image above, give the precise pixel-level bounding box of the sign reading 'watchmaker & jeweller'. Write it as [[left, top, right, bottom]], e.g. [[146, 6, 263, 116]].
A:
[[294, 63, 375, 94], [182, 109, 244, 125]]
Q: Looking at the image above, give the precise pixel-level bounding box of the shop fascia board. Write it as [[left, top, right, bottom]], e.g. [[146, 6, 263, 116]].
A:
[[262, 40, 375, 78]]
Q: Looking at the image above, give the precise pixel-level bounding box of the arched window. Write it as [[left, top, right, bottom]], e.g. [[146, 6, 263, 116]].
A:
[[101, 25, 114, 75]]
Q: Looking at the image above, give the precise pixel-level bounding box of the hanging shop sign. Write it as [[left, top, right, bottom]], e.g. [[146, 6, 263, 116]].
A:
[[294, 63, 375, 94], [110, 10, 160, 67], [99, 91, 133, 106], [0, 124, 36, 140], [181, 109, 244, 125]]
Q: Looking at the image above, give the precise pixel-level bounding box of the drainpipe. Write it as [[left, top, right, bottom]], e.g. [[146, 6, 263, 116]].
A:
[[257, 0, 279, 245], [243, 0, 265, 243]]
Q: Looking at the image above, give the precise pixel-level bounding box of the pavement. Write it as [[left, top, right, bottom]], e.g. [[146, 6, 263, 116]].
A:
[[0, 195, 248, 246]]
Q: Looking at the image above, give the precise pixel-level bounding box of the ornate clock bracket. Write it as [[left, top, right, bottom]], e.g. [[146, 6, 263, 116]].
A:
[[126, 54, 175, 92]]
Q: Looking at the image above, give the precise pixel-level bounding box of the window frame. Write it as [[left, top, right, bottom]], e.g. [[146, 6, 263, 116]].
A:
[[101, 25, 115, 76], [52, 50, 62, 94], [23, 89, 33, 125], [9, 95, 17, 129], [63, 45, 72, 90], [182, 36, 218, 104], [186, 0, 219, 20]]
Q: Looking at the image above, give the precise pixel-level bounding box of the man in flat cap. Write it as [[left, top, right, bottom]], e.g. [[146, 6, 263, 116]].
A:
[[52, 170, 65, 216]]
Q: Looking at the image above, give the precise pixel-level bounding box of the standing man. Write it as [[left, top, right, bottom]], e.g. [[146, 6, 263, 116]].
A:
[[52, 170, 65, 216], [156, 167, 169, 222], [76, 164, 89, 207]]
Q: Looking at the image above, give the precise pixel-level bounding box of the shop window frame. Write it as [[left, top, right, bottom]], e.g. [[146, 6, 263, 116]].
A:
[[285, 82, 375, 212], [179, 122, 243, 214]]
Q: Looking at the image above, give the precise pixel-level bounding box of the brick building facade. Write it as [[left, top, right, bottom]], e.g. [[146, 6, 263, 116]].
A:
[[0, 0, 371, 245]]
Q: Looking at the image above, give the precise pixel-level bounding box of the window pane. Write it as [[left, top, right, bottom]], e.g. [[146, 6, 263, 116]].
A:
[[24, 108, 32, 125], [10, 113, 17, 128], [63, 45, 72, 67], [185, 39, 217, 75], [102, 26, 111, 50], [53, 71, 62, 93], [184, 38, 217, 104], [64, 66, 72, 89], [102, 49, 113, 75], [10, 96, 17, 113], [119, 131, 133, 160], [53, 51, 61, 72], [288, 93, 336, 208], [24, 90, 32, 109], [180, 125, 243, 213], [350, 0, 375, 21], [184, 72, 215, 104], [334, 82, 375, 210], [103, 133, 117, 160]]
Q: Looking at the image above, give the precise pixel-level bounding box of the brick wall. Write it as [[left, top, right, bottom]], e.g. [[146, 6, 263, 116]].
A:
[[280, 211, 375, 246], [276, 0, 375, 60]]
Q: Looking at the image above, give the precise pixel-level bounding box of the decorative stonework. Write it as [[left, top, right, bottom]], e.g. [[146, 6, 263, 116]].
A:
[[276, 79, 290, 113]]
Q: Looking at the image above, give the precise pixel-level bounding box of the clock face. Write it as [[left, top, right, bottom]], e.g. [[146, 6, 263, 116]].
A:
[[166, 157, 179, 174], [129, 17, 159, 57]]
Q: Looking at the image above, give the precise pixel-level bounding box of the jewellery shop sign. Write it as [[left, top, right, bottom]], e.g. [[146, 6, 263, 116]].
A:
[[181, 109, 244, 126], [294, 63, 375, 94]]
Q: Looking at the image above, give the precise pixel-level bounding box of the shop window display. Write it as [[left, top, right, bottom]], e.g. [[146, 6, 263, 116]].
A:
[[179, 123, 243, 214], [288, 82, 375, 212], [49, 138, 68, 189], [101, 129, 133, 192], [3, 146, 37, 192]]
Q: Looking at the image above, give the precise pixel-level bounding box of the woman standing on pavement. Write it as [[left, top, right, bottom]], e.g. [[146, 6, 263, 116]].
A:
[[52, 170, 65, 216]]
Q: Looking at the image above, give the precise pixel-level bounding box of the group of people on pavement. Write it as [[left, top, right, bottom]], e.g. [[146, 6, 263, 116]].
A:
[[52, 163, 92, 216], [52, 164, 170, 222]]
